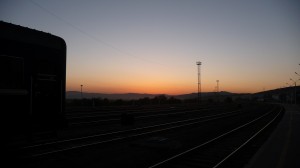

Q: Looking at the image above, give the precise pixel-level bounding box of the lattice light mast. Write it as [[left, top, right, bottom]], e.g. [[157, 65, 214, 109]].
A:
[[196, 61, 202, 104]]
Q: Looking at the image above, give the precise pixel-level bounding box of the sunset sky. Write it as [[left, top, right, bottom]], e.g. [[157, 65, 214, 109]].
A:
[[1, 0, 299, 94]]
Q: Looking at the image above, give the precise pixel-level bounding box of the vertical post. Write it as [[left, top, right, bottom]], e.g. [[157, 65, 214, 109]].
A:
[[196, 61, 202, 104], [216, 80, 219, 102], [80, 85, 83, 99]]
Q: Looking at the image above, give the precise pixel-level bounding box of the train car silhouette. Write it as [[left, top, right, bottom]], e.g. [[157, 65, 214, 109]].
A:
[[0, 21, 67, 144]]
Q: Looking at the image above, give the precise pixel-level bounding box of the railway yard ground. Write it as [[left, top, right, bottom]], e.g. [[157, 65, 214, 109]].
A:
[[6, 102, 299, 168], [245, 104, 300, 168]]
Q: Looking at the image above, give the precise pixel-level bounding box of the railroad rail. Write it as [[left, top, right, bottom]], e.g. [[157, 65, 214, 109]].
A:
[[67, 104, 239, 126], [17, 103, 279, 168], [148, 105, 283, 168], [19, 109, 243, 158]]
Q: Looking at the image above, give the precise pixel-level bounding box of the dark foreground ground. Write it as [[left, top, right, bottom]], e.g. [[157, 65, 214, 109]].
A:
[[245, 104, 300, 168], [5, 103, 291, 168]]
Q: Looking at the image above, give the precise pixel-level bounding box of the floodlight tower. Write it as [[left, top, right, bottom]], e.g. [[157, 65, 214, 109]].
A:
[[196, 61, 202, 104]]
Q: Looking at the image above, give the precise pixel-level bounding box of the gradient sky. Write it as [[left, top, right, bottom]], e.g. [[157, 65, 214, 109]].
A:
[[1, 0, 299, 94]]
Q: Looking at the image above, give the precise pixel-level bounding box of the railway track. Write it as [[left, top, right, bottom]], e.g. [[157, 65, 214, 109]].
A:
[[19, 109, 243, 159], [18, 103, 280, 168], [148, 105, 283, 168], [65, 103, 212, 116], [67, 104, 239, 126]]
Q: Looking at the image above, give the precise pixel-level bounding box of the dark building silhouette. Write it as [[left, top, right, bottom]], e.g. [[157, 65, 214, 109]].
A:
[[0, 21, 67, 146]]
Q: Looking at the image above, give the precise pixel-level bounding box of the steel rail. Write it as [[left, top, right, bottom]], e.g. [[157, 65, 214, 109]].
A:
[[66, 104, 232, 119], [212, 106, 283, 168], [148, 106, 279, 168], [69, 106, 237, 126], [22, 109, 242, 158]]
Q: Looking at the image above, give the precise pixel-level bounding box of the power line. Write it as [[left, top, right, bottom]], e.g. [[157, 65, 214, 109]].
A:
[[28, 0, 166, 67]]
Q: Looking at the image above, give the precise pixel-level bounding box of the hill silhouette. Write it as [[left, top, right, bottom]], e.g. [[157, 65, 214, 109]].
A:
[[66, 91, 239, 100]]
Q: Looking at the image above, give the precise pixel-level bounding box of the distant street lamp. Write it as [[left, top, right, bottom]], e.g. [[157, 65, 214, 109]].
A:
[[80, 85, 83, 99], [216, 80, 219, 102], [196, 61, 202, 104]]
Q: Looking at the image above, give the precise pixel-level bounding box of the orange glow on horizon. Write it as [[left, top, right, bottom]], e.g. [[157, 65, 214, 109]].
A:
[[67, 82, 195, 95], [66, 68, 285, 95], [66, 80, 268, 95]]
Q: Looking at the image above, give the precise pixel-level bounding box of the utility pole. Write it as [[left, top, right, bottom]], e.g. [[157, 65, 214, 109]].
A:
[[196, 61, 202, 104]]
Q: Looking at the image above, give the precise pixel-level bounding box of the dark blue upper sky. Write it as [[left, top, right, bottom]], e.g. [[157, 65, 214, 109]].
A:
[[1, 0, 299, 94]]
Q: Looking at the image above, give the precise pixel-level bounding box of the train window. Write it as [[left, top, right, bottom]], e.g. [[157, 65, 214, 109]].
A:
[[0, 55, 24, 89]]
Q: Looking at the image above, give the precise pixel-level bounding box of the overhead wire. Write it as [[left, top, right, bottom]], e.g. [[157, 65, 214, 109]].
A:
[[28, 0, 168, 68]]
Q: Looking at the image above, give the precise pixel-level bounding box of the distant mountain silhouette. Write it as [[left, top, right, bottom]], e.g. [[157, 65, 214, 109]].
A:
[[66, 91, 238, 100], [174, 91, 235, 100], [253, 86, 300, 95], [66, 91, 159, 100]]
